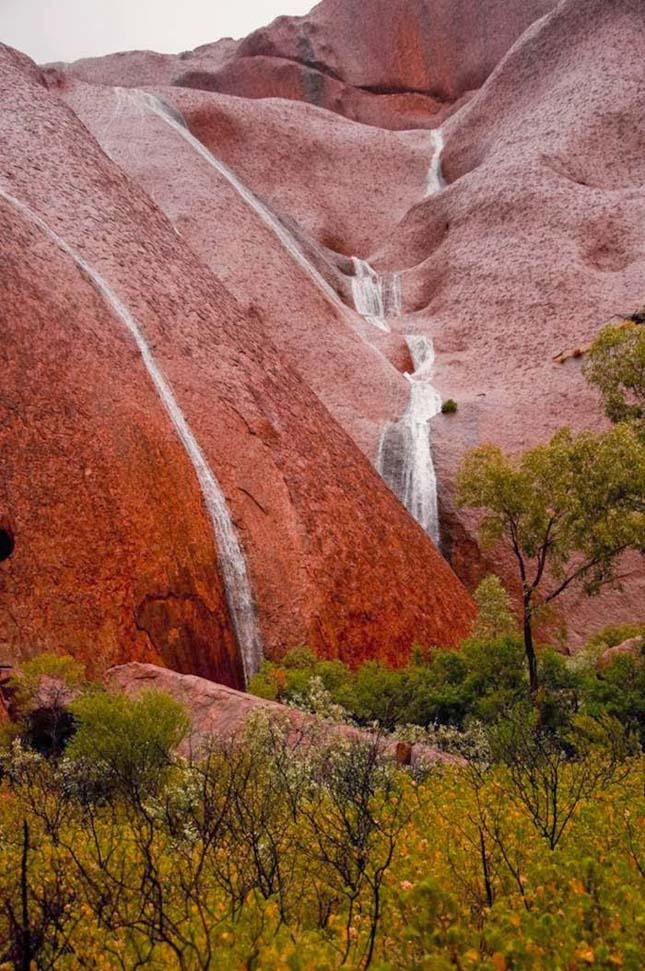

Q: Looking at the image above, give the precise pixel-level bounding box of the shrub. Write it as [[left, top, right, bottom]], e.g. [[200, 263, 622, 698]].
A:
[[583, 320, 645, 433], [441, 398, 458, 414], [9, 653, 85, 716], [4, 653, 86, 757], [583, 652, 645, 745], [66, 689, 189, 799], [461, 634, 528, 722]]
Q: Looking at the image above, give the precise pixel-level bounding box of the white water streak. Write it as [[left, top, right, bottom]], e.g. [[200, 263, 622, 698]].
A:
[[377, 336, 442, 546], [406, 336, 442, 543], [350, 257, 401, 332], [426, 129, 445, 196], [0, 185, 262, 683], [375, 125, 447, 543], [118, 89, 354, 322]]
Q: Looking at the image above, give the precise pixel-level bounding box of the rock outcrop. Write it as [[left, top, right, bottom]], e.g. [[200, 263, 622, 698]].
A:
[[55, 0, 557, 129], [105, 662, 458, 766], [1, 0, 643, 675], [597, 637, 643, 672], [0, 42, 475, 686]]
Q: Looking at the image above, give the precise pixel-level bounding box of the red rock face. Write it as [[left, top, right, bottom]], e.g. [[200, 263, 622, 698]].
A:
[[0, 44, 475, 686], [56, 0, 556, 130], [3, 0, 643, 668]]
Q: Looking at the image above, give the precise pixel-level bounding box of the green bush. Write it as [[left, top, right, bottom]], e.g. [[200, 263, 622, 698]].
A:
[[248, 631, 644, 746], [66, 689, 189, 799], [583, 652, 645, 744], [441, 398, 458, 414], [9, 653, 86, 717], [3, 653, 86, 757]]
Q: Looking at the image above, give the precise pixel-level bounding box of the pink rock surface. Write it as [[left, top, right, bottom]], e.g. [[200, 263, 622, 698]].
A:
[[372, 0, 645, 642], [57, 0, 555, 129], [170, 88, 431, 257], [172, 56, 447, 131], [597, 637, 643, 672], [235, 0, 557, 99], [0, 44, 475, 684], [57, 77, 411, 461], [105, 662, 459, 765]]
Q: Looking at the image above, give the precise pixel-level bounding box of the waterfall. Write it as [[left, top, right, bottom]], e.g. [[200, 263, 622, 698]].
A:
[[117, 89, 354, 323], [377, 335, 442, 546], [426, 129, 445, 196], [350, 258, 401, 332], [374, 127, 447, 544], [0, 185, 263, 684]]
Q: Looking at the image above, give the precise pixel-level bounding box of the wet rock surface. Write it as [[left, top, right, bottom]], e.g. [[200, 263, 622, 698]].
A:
[[0, 40, 475, 683], [1, 0, 643, 677]]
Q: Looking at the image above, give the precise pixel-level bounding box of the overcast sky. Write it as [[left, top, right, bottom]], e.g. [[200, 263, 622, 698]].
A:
[[0, 0, 314, 64]]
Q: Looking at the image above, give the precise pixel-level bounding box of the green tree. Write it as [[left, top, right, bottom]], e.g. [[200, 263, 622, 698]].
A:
[[457, 425, 645, 696], [583, 319, 645, 436], [472, 575, 517, 640]]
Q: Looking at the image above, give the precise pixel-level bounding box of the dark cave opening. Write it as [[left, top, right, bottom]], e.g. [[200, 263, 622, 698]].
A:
[[0, 529, 14, 562]]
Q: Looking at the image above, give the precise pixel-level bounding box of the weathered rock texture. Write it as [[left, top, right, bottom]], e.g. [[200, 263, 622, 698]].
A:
[[2, 0, 643, 674], [57, 0, 557, 130], [0, 42, 474, 686], [105, 662, 458, 766], [373, 0, 645, 641]]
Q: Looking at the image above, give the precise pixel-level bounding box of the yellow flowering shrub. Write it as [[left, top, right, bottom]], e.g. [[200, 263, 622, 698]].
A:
[[0, 720, 642, 969]]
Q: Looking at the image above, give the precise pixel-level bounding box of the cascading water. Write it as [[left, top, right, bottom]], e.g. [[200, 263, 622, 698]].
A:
[[117, 89, 354, 323], [426, 129, 445, 196], [0, 185, 263, 683], [350, 257, 401, 332], [372, 129, 447, 545], [377, 336, 442, 546]]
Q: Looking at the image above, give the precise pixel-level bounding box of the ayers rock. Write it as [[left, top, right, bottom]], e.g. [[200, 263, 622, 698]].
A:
[[0, 41, 474, 688], [0, 0, 643, 684]]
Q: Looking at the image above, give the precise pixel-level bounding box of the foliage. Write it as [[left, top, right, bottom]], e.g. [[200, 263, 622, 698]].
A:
[[251, 642, 527, 732], [250, 634, 645, 754], [583, 320, 645, 436], [489, 709, 636, 849], [8, 654, 86, 716], [65, 689, 189, 799], [2, 653, 87, 758], [459, 635, 528, 723], [457, 425, 645, 693], [441, 398, 458, 414], [583, 652, 645, 745], [473, 575, 517, 640], [0, 706, 642, 970]]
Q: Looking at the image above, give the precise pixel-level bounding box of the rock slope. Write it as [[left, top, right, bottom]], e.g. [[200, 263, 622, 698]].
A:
[[105, 662, 458, 766], [2, 0, 643, 671], [0, 43, 475, 685]]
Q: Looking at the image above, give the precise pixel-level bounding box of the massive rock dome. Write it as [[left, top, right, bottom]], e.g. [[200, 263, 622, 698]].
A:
[[1, 0, 643, 683]]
